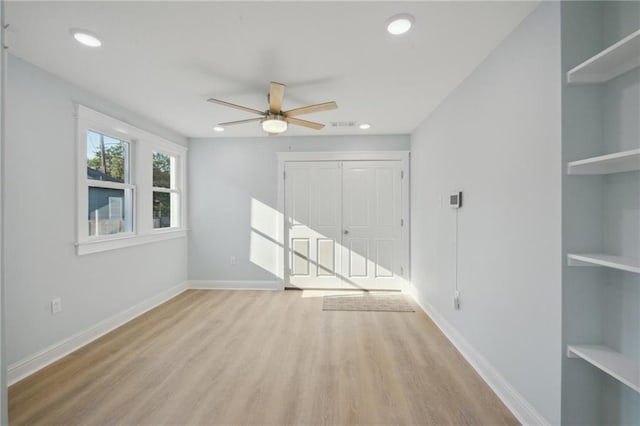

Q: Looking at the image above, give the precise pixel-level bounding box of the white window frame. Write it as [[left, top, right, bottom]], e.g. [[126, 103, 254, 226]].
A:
[[85, 131, 135, 238], [76, 105, 188, 255]]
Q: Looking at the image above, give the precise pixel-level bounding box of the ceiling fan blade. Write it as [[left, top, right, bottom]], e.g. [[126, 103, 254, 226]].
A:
[[207, 98, 265, 116], [218, 117, 263, 126], [269, 82, 286, 113], [284, 101, 337, 117], [286, 117, 325, 130]]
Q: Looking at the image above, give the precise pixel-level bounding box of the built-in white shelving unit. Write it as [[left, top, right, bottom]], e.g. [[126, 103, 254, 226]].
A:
[[567, 253, 640, 274], [567, 345, 640, 393], [567, 149, 640, 175], [563, 4, 640, 421], [567, 29, 640, 83], [566, 20, 640, 393]]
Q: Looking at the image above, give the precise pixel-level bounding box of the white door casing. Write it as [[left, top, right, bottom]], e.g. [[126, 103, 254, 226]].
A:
[[280, 152, 409, 291]]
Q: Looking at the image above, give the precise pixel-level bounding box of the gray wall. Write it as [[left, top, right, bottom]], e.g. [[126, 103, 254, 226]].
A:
[[1, 1, 7, 422], [561, 2, 640, 424], [188, 135, 409, 282], [410, 3, 562, 424], [5, 56, 188, 365]]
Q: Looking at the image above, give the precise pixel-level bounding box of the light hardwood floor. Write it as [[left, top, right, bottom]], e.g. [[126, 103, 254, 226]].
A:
[[9, 290, 518, 425]]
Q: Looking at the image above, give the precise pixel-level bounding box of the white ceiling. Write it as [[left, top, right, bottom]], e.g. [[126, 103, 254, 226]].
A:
[[6, 1, 539, 138]]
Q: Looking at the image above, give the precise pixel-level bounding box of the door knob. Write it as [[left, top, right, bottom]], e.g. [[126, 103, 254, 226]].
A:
[[343, 230, 349, 235]]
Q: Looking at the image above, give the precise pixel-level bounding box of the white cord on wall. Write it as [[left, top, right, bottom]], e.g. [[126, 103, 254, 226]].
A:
[[453, 207, 460, 310], [448, 191, 462, 310], [455, 208, 458, 291]]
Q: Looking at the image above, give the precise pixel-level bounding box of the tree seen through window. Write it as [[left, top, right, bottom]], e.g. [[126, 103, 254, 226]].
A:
[[87, 131, 128, 183]]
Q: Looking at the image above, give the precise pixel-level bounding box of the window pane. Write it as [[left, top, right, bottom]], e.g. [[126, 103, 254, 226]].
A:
[[153, 191, 172, 228], [88, 187, 133, 236], [87, 130, 129, 183], [153, 152, 174, 189]]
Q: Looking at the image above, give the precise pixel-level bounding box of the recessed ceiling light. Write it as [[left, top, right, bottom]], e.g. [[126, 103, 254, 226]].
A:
[[213, 126, 225, 132], [386, 14, 415, 35], [71, 29, 102, 47], [359, 123, 371, 130]]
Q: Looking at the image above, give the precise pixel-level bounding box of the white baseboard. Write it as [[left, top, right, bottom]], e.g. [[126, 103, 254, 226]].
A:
[[188, 280, 282, 291], [8, 281, 189, 386], [405, 287, 549, 426]]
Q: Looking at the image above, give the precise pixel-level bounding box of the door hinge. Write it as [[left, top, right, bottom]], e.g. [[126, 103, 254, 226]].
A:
[[283, 171, 286, 179], [401, 218, 404, 227], [401, 170, 404, 179], [401, 266, 404, 276]]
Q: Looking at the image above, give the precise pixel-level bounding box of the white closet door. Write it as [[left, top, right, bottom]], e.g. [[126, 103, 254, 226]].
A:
[[285, 162, 342, 289], [341, 161, 403, 290]]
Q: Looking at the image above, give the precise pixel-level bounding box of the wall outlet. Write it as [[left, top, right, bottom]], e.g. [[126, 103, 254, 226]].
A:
[[453, 291, 461, 310], [230, 256, 238, 265], [51, 297, 62, 315]]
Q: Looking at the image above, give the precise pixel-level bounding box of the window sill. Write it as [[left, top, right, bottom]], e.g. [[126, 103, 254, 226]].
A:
[[76, 229, 188, 255]]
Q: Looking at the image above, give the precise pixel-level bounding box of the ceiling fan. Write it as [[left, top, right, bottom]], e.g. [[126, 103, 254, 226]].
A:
[[207, 82, 338, 135]]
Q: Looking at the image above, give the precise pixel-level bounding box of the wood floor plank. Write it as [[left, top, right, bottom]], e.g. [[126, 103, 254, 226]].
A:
[[9, 290, 519, 425]]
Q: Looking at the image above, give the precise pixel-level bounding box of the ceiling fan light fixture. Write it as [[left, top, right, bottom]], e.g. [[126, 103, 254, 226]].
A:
[[262, 115, 288, 134], [359, 123, 371, 130], [213, 126, 225, 132], [386, 14, 415, 35], [70, 29, 102, 47]]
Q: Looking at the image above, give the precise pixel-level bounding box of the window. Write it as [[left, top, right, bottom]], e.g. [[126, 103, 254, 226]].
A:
[[86, 130, 134, 237], [152, 151, 180, 229], [76, 105, 187, 255]]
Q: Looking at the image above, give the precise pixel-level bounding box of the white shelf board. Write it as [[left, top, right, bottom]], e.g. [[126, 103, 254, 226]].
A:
[[567, 29, 640, 84], [567, 345, 640, 393], [567, 149, 640, 175], [567, 253, 640, 274]]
